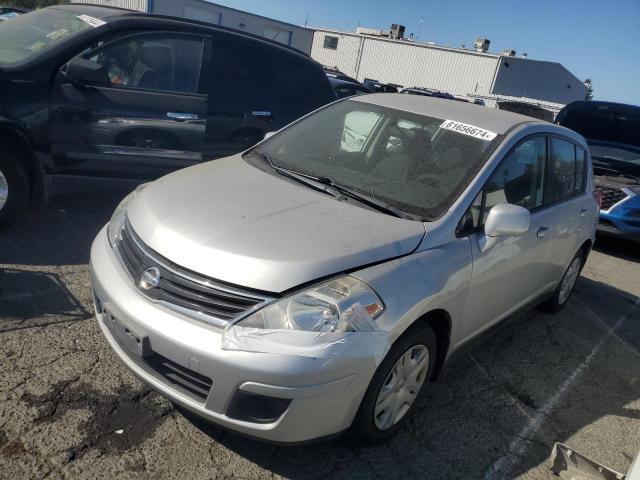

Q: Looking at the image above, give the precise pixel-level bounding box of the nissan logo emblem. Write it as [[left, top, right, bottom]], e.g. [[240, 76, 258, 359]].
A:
[[140, 267, 161, 290]]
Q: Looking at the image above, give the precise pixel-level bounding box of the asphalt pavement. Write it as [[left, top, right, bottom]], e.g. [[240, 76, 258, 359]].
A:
[[1, 191, 639, 480]]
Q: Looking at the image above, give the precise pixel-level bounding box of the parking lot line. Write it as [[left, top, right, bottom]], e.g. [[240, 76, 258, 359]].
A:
[[483, 297, 640, 480]]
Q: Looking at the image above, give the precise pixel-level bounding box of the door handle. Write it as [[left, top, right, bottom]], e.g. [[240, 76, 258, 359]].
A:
[[251, 110, 273, 118], [167, 112, 199, 121], [579, 208, 587, 217], [537, 226, 549, 239]]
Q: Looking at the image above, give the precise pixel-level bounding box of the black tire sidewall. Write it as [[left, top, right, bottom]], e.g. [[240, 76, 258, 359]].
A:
[[0, 143, 29, 225], [350, 323, 437, 444]]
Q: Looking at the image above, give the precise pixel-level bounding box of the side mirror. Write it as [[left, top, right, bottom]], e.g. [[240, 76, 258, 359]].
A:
[[65, 57, 110, 87], [479, 203, 530, 252]]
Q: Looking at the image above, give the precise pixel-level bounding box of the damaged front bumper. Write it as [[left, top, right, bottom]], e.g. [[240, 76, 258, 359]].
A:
[[90, 225, 382, 443]]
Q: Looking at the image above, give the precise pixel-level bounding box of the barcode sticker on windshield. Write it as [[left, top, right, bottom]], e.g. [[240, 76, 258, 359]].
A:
[[76, 15, 106, 28], [440, 120, 497, 141]]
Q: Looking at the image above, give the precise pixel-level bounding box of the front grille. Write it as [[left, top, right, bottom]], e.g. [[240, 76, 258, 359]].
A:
[[600, 186, 628, 211], [115, 219, 272, 327]]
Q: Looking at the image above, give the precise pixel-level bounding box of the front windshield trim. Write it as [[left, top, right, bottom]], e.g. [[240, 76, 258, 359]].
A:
[[247, 100, 504, 221]]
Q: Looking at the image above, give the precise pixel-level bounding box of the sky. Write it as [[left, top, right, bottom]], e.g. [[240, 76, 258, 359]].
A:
[[215, 0, 640, 106]]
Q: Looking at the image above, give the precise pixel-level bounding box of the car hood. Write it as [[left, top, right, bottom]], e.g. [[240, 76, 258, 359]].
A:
[[126, 155, 426, 293]]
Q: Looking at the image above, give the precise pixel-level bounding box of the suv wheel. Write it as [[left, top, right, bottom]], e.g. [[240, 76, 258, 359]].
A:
[[350, 323, 437, 444], [0, 143, 29, 226], [540, 250, 584, 313]]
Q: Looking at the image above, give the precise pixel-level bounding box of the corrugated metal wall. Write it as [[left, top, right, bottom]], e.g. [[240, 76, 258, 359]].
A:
[[151, 0, 314, 54], [358, 40, 499, 96], [311, 30, 500, 99], [311, 29, 584, 109], [76, 0, 147, 12]]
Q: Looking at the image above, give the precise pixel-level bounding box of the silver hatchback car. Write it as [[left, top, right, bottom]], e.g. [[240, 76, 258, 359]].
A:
[[91, 94, 597, 444]]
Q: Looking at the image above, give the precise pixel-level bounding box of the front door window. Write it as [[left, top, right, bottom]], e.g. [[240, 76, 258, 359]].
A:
[[84, 34, 205, 94]]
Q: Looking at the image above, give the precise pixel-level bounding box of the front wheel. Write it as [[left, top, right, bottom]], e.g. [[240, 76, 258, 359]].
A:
[[350, 323, 437, 444], [0, 143, 29, 227], [540, 251, 584, 313]]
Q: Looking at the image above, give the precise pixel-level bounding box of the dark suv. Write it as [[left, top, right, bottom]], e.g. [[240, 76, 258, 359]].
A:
[[556, 101, 640, 241], [0, 5, 336, 224]]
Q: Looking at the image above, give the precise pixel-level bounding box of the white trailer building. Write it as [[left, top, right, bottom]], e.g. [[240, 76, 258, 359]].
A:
[[312, 28, 586, 114]]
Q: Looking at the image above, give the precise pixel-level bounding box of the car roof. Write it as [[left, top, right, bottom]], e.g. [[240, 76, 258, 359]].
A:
[[60, 4, 310, 57], [353, 93, 544, 134]]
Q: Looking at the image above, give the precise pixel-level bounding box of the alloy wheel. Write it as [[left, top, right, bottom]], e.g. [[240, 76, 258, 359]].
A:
[[558, 257, 581, 305], [374, 344, 429, 430], [0, 168, 8, 212]]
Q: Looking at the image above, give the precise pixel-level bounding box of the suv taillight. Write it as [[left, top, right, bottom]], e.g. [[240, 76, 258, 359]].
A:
[[593, 188, 603, 209]]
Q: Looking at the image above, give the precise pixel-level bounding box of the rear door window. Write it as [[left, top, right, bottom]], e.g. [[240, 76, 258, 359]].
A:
[[209, 36, 257, 97], [545, 138, 578, 204], [575, 146, 586, 194]]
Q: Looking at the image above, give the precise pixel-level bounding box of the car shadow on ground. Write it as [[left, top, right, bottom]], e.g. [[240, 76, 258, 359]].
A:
[[0, 268, 91, 333], [0, 190, 128, 266], [180, 276, 640, 479]]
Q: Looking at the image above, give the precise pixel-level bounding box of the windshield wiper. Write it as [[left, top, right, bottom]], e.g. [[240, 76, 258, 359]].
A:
[[251, 151, 337, 197], [314, 176, 418, 220], [252, 151, 418, 220]]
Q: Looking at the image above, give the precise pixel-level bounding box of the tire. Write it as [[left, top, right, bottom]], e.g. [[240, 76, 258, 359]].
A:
[[0, 142, 29, 227], [540, 250, 584, 313], [349, 323, 437, 444]]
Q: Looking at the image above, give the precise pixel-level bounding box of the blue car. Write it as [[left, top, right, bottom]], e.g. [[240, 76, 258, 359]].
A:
[[556, 101, 640, 241]]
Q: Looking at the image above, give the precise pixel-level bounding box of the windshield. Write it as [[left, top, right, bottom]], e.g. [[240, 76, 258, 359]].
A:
[[0, 8, 95, 65], [254, 100, 502, 220]]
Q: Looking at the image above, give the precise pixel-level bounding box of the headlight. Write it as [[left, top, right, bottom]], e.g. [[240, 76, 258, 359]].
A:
[[235, 276, 384, 332], [107, 183, 149, 247]]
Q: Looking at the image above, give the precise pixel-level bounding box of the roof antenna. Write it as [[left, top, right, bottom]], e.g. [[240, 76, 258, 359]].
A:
[[304, 12, 309, 28]]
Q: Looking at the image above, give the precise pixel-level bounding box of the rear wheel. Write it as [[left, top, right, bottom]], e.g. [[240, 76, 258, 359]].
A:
[[350, 323, 437, 444], [0, 143, 29, 226], [540, 250, 584, 313]]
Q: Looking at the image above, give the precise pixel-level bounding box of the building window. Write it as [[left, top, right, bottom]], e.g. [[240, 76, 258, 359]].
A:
[[323, 35, 339, 50]]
